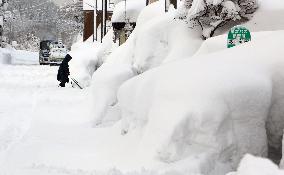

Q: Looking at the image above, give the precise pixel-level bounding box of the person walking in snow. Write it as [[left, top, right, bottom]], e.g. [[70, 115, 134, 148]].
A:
[[57, 54, 72, 87]]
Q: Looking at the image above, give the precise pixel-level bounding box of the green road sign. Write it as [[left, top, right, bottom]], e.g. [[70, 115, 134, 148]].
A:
[[227, 26, 251, 48]]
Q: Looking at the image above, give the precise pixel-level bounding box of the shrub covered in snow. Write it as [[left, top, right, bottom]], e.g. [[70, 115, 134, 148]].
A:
[[178, 0, 258, 38]]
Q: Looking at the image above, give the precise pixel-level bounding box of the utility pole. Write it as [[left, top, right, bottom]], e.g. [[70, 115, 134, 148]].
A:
[[100, 0, 104, 43], [93, 0, 97, 42], [100, 0, 107, 43], [104, 0, 107, 36]]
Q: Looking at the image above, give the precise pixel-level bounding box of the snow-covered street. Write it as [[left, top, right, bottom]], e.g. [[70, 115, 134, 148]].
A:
[[3, 0, 284, 174], [0, 64, 160, 175], [0, 65, 94, 175]]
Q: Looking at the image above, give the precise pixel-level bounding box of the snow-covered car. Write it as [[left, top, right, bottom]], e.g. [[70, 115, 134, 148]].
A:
[[39, 40, 53, 65], [49, 47, 68, 66]]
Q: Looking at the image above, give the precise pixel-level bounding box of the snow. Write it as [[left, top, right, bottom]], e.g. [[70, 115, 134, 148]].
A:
[[0, 48, 39, 65], [91, 63, 136, 125], [214, 0, 284, 36], [115, 30, 284, 174], [111, 0, 146, 23], [0, 65, 94, 175], [0, 48, 12, 65], [280, 135, 284, 168], [69, 38, 100, 87], [3, 0, 284, 175], [107, 1, 202, 68], [91, 1, 203, 125], [194, 31, 275, 56], [135, 0, 164, 26], [187, 0, 206, 17], [242, 0, 284, 32], [69, 31, 115, 87], [61, 29, 284, 175], [227, 154, 284, 175], [11, 50, 39, 65]]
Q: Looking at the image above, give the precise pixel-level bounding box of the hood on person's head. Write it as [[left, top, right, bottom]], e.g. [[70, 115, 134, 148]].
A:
[[65, 54, 72, 62]]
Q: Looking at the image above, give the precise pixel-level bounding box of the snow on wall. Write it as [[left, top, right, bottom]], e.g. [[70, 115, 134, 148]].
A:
[[115, 31, 284, 174]]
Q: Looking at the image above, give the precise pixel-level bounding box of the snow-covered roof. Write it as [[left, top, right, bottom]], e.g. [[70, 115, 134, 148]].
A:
[[111, 0, 146, 23], [83, 0, 114, 11]]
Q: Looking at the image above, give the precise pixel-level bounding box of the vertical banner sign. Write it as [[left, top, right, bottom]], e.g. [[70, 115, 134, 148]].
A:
[[227, 26, 251, 48]]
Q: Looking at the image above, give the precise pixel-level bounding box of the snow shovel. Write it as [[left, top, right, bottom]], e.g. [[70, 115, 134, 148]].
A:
[[71, 78, 83, 89]]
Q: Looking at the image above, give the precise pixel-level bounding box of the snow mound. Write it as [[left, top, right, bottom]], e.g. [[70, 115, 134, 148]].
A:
[[69, 39, 100, 87], [91, 63, 136, 125], [91, 2, 203, 125], [69, 31, 115, 87], [194, 31, 274, 56], [0, 48, 12, 65], [111, 0, 146, 23], [11, 50, 39, 65], [0, 48, 38, 65], [227, 154, 284, 175], [115, 30, 284, 174]]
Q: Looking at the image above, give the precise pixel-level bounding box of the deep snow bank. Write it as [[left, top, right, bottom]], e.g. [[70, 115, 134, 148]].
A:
[[194, 31, 275, 56], [69, 38, 100, 87], [11, 50, 39, 65], [106, 1, 202, 70], [69, 31, 115, 87], [90, 63, 136, 126], [0, 48, 38, 65], [115, 31, 284, 174], [91, 1, 203, 124], [0, 48, 12, 65]]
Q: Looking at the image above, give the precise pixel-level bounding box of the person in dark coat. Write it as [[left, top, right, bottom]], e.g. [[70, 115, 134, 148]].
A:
[[57, 54, 72, 87]]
